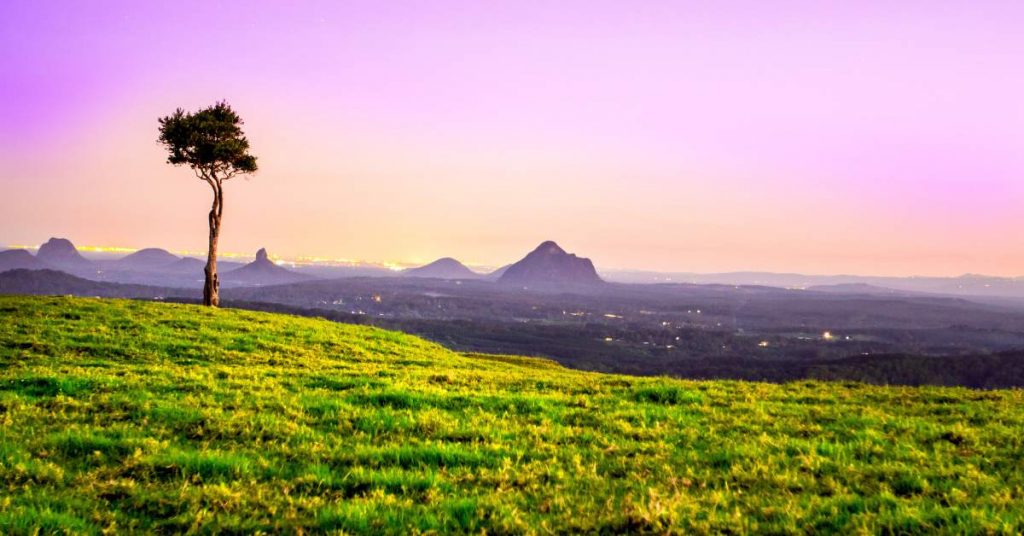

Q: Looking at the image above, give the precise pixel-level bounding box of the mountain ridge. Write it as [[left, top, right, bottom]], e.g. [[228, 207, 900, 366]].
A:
[[116, 248, 181, 269]]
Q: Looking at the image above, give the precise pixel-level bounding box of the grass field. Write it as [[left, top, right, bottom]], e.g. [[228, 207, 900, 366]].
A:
[[1, 296, 1022, 534]]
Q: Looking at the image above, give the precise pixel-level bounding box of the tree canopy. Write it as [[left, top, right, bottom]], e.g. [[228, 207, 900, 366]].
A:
[[157, 101, 258, 181]]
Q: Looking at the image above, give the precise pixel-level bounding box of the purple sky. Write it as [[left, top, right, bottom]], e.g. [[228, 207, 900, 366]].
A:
[[2, 0, 1023, 275]]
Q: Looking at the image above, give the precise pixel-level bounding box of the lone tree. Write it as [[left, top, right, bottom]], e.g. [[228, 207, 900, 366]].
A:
[[158, 101, 257, 306]]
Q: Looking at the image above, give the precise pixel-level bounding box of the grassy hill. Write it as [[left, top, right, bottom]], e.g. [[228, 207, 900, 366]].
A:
[[0, 296, 1022, 534]]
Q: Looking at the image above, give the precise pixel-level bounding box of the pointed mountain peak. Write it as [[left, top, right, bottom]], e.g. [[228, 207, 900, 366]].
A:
[[533, 241, 566, 255], [499, 241, 602, 287], [222, 248, 311, 286]]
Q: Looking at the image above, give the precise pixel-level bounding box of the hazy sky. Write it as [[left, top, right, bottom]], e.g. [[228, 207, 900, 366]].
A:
[[2, 1, 1023, 276]]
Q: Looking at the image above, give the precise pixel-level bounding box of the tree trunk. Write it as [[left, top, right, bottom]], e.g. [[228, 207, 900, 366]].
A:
[[203, 183, 223, 307]]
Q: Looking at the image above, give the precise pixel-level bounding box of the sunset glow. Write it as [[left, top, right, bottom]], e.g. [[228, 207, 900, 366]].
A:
[[2, 1, 1023, 276]]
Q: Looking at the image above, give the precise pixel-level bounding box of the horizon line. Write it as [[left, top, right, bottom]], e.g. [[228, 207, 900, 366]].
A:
[[4, 242, 1021, 282]]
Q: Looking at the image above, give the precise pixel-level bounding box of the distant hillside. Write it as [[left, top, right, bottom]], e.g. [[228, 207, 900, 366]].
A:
[[222, 248, 313, 286], [805, 283, 928, 297], [162, 256, 206, 274], [499, 241, 602, 287], [0, 269, 104, 295], [0, 269, 189, 298], [0, 249, 45, 272], [1, 295, 1022, 533], [116, 247, 180, 269], [607, 270, 1024, 299], [7, 266, 1024, 387], [403, 257, 481, 279], [485, 264, 510, 281]]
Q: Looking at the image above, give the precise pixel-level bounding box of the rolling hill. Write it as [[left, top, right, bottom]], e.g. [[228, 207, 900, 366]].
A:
[[403, 257, 482, 279], [0, 249, 45, 271], [162, 256, 207, 274], [0, 296, 1022, 533], [115, 247, 180, 270]]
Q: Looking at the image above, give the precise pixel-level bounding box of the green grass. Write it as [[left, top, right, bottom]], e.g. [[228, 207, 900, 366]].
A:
[[0, 296, 1023, 534]]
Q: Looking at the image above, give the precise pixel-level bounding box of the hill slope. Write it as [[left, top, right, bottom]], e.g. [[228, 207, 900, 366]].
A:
[[115, 247, 180, 269], [222, 248, 312, 285], [499, 241, 602, 287], [0, 249, 45, 271], [403, 257, 481, 279], [0, 296, 1022, 533], [35, 237, 92, 270]]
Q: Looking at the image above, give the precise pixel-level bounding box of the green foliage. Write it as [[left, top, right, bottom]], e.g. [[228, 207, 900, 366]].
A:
[[157, 101, 257, 178], [1, 296, 1023, 534]]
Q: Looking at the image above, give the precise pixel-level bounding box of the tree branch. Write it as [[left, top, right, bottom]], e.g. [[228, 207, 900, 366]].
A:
[[206, 176, 218, 204]]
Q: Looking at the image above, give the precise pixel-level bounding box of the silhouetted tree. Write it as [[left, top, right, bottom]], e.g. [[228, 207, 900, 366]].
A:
[[158, 102, 257, 306]]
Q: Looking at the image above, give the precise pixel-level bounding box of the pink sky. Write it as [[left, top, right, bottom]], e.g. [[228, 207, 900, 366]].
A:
[[2, 0, 1023, 276]]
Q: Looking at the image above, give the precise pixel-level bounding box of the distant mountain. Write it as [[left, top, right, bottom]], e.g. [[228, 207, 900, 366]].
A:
[[222, 248, 313, 286], [0, 269, 113, 295], [806, 283, 920, 296], [0, 269, 190, 299], [0, 249, 46, 272], [117, 248, 180, 270], [35, 238, 92, 270], [403, 258, 481, 279], [163, 256, 207, 274], [604, 270, 1024, 299], [485, 264, 511, 281], [498, 241, 603, 287]]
